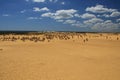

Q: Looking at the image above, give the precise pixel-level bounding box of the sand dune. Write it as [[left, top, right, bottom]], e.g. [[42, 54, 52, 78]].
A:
[[0, 32, 120, 80]]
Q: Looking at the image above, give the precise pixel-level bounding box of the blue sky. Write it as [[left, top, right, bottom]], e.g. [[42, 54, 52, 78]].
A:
[[0, 0, 120, 32]]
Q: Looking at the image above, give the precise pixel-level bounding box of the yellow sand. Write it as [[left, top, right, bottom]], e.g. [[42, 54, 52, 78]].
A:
[[0, 33, 120, 80]]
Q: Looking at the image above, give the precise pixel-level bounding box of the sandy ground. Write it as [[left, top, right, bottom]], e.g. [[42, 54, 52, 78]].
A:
[[0, 33, 120, 80]]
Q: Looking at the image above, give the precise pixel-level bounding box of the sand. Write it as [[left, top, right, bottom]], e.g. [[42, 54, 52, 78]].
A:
[[0, 33, 120, 80]]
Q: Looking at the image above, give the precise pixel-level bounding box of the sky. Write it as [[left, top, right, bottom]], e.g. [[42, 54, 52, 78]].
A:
[[0, 0, 120, 32]]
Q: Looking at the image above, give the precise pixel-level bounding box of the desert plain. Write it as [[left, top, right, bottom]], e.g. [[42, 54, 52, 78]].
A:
[[0, 32, 120, 80]]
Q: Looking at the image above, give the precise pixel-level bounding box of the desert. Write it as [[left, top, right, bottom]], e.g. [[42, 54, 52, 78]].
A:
[[0, 32, 120, 80]]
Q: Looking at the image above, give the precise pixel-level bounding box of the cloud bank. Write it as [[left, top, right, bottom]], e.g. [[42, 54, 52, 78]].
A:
[[25, 2, 120, 32]]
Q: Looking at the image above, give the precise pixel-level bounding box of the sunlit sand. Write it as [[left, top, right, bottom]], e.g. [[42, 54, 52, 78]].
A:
[[0, 32, 120, 80]]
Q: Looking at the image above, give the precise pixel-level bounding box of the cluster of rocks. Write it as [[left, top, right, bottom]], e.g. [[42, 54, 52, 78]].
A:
[[0, 33, 74, 42], [0, 32, 91, 43]]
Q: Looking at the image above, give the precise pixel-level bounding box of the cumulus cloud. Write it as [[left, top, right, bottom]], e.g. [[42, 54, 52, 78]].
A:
[[81, 13, 96, 19], [72, 23, 84, 27], [86, 5, 117, 13], [99, 12, 120, 18], [64, 20, 76, 24], [102, 14, 110, 18], [40, 4, 120, 32], [91, 21, 120, 32], [41, 12, 54, 18], [104, 20, 112, 23], [53, 9, 77, 19], [32, 0, 45, 2], [84, 18, 103, 24], [74, 14, 81, 17], [41, 9, 77, 19], [110, 11, 120, 17], [33, 7, 49, 12]]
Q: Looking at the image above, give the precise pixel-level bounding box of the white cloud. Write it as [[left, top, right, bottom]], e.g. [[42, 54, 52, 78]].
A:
[[86, 5, 117, 13], [40, 4, 120, 32], [63, 20, 85, 27], [49, 0, 58, 3], [97, 15, 101, 17], [81, 13, 96, 19], [27, 17, 38, 20], [27, 17, 42, 20], [41, 9, 77, 19], [110, 11, 120, 17], [74, 14, 81, 17], [104, 20, 112, 23], [102, 14, 110, 18], [41, 12, 54, 18], [33, 7, 49, 12], [33, 7, 40, 12], [116, 19, 120, 22], [85, 5, 120, 18], [64, 20, 76, 24], [41, 9, 80, 27], [38, 7, 49, 11], [61, 2, 65, 5], [57, 20, 64, 22], [53, 9, 77, 19], [20, 10, 26, 13], [91, 21, 119, 32], [98, 11, 120, 18], [2, 14, 10, 17], [32, 0, 45, 2], [72, 23, 84, 27], [84, 18, 103, 24]]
